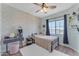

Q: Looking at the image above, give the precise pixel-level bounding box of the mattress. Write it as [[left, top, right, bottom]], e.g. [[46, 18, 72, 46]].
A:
[[34, 35, 58, 41], [20, 44, 68, 56]]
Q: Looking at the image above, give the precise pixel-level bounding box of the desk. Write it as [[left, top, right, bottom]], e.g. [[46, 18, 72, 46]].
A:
[[3, 37, 24, 54]]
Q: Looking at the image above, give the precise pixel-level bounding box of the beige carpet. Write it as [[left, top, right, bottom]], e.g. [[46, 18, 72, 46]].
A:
[[20, 44, 69, 56]]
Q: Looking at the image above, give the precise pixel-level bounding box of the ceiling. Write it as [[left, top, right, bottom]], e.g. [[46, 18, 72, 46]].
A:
[[7, 3, 75, 18]]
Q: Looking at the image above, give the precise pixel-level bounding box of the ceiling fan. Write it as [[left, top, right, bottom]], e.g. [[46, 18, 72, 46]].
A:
[[33, 3, 56, 13]]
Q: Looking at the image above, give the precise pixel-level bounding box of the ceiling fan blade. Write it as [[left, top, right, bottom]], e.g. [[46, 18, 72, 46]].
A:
[[44, 3, 48, 8], [35, 10, 41, 13], [33, 3, 41, 7], [49, 6, 56, 9]]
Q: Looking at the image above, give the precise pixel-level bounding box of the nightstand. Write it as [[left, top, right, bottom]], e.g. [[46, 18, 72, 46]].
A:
[[26, 37, 33, 45]]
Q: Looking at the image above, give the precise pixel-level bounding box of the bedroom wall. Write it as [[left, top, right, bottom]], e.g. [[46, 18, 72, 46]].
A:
[[40, 4, 79, 53], [1, 4, 41, 52], [0, 4, 1, 54]]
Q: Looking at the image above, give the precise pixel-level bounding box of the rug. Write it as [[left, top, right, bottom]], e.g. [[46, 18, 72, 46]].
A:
[[20, 44, 69, 56]]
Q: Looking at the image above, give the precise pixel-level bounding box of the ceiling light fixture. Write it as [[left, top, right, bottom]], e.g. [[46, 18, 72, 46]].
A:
[[34, 3, 56, 13], [42, 7, 48, 13]]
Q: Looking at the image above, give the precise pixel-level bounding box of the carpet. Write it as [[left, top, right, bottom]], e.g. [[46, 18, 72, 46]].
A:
[[20, 44, 69, 56]]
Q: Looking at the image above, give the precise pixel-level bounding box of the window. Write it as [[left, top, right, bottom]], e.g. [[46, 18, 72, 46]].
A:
[[49, 21, 55, 35], [49, 20, 64, 35]]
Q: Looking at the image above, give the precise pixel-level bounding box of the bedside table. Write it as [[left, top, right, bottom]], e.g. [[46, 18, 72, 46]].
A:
[[26, 37, 33, 45]]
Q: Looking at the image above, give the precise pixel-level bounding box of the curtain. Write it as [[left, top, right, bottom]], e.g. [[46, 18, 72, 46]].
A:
[[63, 15, 69, 44], [46, 19, 50, 35]]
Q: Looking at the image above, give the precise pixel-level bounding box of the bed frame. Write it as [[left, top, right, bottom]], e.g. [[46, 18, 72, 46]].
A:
[[32, 35, 59, 52]]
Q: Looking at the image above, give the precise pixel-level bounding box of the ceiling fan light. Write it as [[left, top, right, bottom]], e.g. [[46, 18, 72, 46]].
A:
[[43, 7, 48, 12], [40, 9, 43, 12]]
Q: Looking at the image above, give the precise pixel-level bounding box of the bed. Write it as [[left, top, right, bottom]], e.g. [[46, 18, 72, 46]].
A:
[[32, 35, 59, 52]]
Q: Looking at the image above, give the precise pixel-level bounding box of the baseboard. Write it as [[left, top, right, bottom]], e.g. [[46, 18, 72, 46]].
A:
[[60, 43, 70, 47], [60, 43, 79, 53], [69, 47, 79, 53]]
